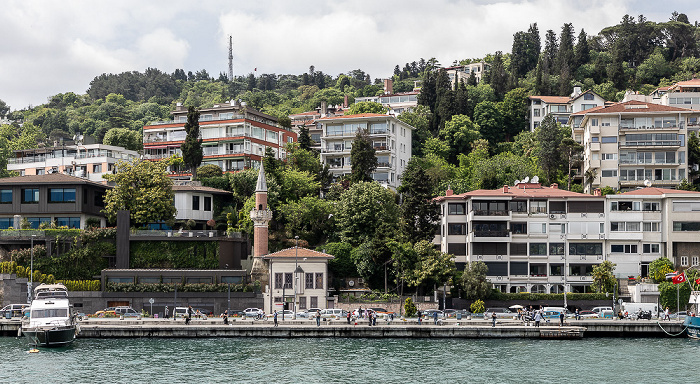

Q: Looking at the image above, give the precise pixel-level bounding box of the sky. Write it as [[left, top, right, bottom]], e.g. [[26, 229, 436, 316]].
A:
[[1, 0, 700, 111]]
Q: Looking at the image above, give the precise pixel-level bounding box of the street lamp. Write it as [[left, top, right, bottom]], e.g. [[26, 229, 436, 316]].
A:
[[293, 236, 299, 319]]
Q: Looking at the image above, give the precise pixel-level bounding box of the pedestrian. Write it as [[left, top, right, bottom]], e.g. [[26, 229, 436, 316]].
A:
[[373, 313, 377, 326], [164, 306, 169, 319], [417, 310, 422, 325], [575, 308, 580, 321], [534, 311, 542, 327], [664, 307, 670, 320], [368, 311, 372, 327], [273, 310, 278, 326], [223, 309, 229, 325], [347, 311, 351, 324], [559, 311, 565, 326], [433, 311, 439, 325], [316, 312, 321, 327], [491, 311, 497, 327], [185, 305, 192, 325]]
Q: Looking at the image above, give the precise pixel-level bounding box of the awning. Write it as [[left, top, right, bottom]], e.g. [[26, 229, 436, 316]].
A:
[[145, 145, 168, 149]]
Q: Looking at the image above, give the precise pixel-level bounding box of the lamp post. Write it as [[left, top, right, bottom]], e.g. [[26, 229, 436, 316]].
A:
[[293, 236, 299, 320]]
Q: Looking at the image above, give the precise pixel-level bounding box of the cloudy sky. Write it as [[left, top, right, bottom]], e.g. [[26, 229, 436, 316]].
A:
[[1, 0, 699, 110]]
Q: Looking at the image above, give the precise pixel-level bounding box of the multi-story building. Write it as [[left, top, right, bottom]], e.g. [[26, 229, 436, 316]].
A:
[[435, 181, 606, 294], [0, 174, 108, 229], [660, 79, 700, 110], [571, 100, 700, 193], [444, 62, 490, 87], [529, 87, 607, 133], [318, 113, 413, 189], [607, 187, 700, 274], [143, 100, 296, 175], [7, 144, 138, 184]]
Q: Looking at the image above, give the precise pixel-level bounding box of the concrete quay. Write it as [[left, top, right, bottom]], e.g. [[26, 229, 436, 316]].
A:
[[2, 317, 687, 338]]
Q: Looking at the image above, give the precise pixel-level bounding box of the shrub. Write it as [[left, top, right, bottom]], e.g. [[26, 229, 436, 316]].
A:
[[470, 299, 485, 314], [404, 297, 417, 317]]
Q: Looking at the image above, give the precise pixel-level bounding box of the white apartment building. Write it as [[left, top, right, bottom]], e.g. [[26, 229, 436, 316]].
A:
[[436, 182, 700, 294], [318, 113, 413, 190], [607, 187, 700, 275], [143, 101, 296, 175], [435, 181, 607, 294], [444, 62, 490, 87], [7, 144, 138, 184], [571, 100, 700, 193], [529, 87, 607, 133]]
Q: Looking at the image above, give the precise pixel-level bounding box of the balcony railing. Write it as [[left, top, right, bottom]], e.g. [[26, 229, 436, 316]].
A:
[[377, 162, 391, 168], [473, 230, 510, 237], [619, 124, 684, 130], [472, 210, 509, 216], [621, 141, 682, 147]]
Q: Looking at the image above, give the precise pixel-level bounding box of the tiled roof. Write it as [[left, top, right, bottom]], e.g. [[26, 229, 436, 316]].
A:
[[318, 113, 390, 120], [434, 184, 600, 201], [571, 100, 699, 115], [262, 247, 334, 260], [529, 96, 570, 104], [172, 185, 231, 194], [671, 79, 700, 87], [0, 173, 109, 188], [617, 187, 700, 196]]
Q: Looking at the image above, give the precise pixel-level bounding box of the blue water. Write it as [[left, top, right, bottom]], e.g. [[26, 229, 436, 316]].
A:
[[0, 337, 698, 383]]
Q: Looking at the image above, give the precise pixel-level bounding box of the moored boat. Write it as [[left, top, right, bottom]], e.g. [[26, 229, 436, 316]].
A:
[[686, 291, 700, 339], [21, 284, 78, 347]]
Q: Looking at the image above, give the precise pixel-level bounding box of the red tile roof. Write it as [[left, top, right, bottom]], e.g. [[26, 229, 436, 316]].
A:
[[571, 100, 699, 115], [434, 183, 600, 201], [617, 187, 700, 196], [172, 185, 231, 194], [529, 96, 570, 104], [262, 247, 334, 260], [0, 173, 109, 187]]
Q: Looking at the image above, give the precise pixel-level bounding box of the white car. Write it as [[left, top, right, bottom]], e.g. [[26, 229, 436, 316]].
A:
[[244, 308, 264, 317], [270, 310, 294, 319]]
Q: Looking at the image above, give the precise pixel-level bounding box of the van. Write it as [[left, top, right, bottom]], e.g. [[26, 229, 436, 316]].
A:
[[621, 303, 659, 318], [591, 306, 612, 315], [319, 309, 347, 319], [173, 307, 189, 318], [542, 307, 567, 314]]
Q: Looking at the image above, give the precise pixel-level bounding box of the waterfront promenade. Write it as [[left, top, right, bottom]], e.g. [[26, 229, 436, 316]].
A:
[[1, 317, 686, 338]]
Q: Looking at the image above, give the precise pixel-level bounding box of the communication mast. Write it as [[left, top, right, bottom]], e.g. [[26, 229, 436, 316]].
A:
[[228, 35, 234, 81]]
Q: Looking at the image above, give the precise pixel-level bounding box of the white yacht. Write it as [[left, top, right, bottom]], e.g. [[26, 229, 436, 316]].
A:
[[21, 284, 79, 347]]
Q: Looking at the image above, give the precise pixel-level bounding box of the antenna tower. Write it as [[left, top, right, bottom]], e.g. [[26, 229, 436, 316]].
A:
[[228, 35, 234, 81]]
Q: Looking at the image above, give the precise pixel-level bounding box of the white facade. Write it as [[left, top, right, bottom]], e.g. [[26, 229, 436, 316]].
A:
[[7, 144, 138, 184], [529, 87, 606, 134], [172, 185, 228, 223], [444, 62, 490, 87], [318, 114, 413, 190], [354, 92, 419, 116]]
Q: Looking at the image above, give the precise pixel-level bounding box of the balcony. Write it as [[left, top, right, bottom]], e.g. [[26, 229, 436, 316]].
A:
[[377, 162, 392, 168], [621, 140, 682, 148], [473, 230, 510, 237], [619, 123, 683, 131], [472, 210, 509, 216], [590, 142, 600, 151]]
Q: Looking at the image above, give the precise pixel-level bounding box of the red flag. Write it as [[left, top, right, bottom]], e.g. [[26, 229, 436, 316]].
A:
[[672, 273, 686, 284], [696, 278, 700, 284]]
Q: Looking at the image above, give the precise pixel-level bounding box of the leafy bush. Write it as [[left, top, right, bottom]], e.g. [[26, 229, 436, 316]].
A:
[[470, 299, 485, 314], [404, 297, 417, 317], [339, 290, 399, 303], [105, 282, 258, 293]]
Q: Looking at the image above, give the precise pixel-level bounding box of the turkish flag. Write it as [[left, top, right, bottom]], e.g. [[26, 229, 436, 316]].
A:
[[672, 273, 686, 284], [696, 278, 700, 284]]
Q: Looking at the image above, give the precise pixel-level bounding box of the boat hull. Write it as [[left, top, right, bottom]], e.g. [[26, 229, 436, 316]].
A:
[[684, 316, 700, 339], [23, 326, 77, 347]]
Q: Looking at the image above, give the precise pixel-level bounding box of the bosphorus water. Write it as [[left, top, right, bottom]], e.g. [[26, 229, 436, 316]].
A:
[[1, 336, 698, 383]]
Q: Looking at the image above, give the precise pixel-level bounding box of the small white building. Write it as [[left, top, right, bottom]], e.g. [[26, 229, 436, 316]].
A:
[[168, 183, 230, 229], [262, 247, 334, 315]]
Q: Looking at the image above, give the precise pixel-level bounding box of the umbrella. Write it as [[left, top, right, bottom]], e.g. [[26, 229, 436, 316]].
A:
[[509, 305, 524, 309]]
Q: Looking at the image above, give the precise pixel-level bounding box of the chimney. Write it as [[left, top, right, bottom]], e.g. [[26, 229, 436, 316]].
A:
[[343, 94, 349, 108], [594, 188, 602, 196], [550, 183, 558, 189], [320, 101, 327, 117], [503, 185, 509, 193], [446, 189, 454, 196], [571, 86, 582, 98], [383, 79, 393, 95]]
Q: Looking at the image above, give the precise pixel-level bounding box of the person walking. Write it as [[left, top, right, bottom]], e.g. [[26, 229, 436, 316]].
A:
[[433, 311, 439, 325], [534, 310, 542, 327], [346, 311, 351, 324], [559, 311, 565, 326], [417, 310, 422, 325], [664, 307, 670, 320], [164, 306, 169, 319], [491, 311, 497, 327], [223, 309, 229, 325], [185, 305, 192, 325], [316, 312, 321, 327], [273, 310, 278, 327], [368, 311, 372, 327], [575, 308, 580, 321]]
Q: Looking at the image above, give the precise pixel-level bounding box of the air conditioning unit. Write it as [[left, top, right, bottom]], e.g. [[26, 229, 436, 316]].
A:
[[550, 214, 556, 219], [560, 214, 566, 219], [424, 296, 431, 302], [357, 278, 364, 284]]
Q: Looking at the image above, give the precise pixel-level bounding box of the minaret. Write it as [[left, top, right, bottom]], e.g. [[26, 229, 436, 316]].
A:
[[250, 163, 272, 284]]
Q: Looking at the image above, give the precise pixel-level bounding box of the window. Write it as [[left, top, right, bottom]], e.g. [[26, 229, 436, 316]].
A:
[[591, 137, 599, 143], [48, 188, 76, 203], [550, 223, 566, 233], [611, 244, 638, 253], [448, 203, 466, 215], [36, 169, 45, 175], [643, 244, 660, 253], [192, 195, 200, 210], [448, 223, 466, 235], [601, 136, 617, 143], [93, 164, 102, 173], [681, 256, 688, 266], [511, 222, 527, 234], [549, 243, 565, 255], [275, 273, 283, 289], [0, 189, 11, 204], [530, 200, 547, 214], [693, 256, 699, 267], [305, 273, 314, 289], [673, 222, 700, 231], [55, 217, 80, 228], [298, 296, 307, 310], [529, 223, 547, 234], [0, 218, 12, 229], [315, 273, 324, 289], [284, 273, 293, 289], [529, 243, 547, 256], [643, 222, 660, 232], [26, 217, 51, 229], [310, 297, 318, 308], [569, 243, 603, 255], [510, 243, 527, 255], [611, 222, 640, 231], [509, 201, 527, 213], [583, 93, 594, 100], [204, 196, 212, 211], [221, 276, 243, 284], [601, 169, 618, 178], [22, 189, 39, 203], [673, 202, 700, 212], [643, 202, 660, 211], [602, 153, 618, 160]]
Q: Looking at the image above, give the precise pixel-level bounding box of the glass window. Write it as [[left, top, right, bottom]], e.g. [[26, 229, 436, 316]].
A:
[[601, 136, 617, 143], [192, 195, 200, 210], [48, 188, 76, 203], [511, 222, 527, 234], [529, 243, 547, 256], [305, 273, 314, 289], [0, 189, 11, 203], [549, 243, 565, 255], [22, 189, 39, 204], [315, 273, 324, 289], [448, 203, 466, 215], [204, 196, 212, 211], [448, 223, 466, 235], [673, 222, 700, 231], [55, 217, 80, 228], [0, 218, 12, 229]]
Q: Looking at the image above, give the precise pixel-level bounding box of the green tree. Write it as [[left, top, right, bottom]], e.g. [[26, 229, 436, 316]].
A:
[[398, 158, 440, 243], [574, 29, 590, 70], [406, 240, 455, 288], [439, 114, 481, 163], [473, 101, 504, 146], [560, 137, 584, 190], [461, 261, 491, 299], [350, 129, 377, 183], [659, 281, 692, 311], [510, 23, 541, 79], [278, 168, 320, 202], [404, 297, 417, 317], [535, 114, 566, 184], [592, 260, 616, 293], [397, 105, 431, 156], [687, 130, 700, 180], [279, 196, 334, 246], [322, 242, 357, 278], [181, 106, 203, 180], [344, 101, 387, 115], [103, 127, 143, 151], [487, 51, 508, 100], [197, 164, 223, 178], [498, 88, 529, 141], [298, 126, 312, 150], [336, 181, 399, 246], [0, 99, 9, 118], [102, 160, 176, 226], [649, 257, 674, 283]]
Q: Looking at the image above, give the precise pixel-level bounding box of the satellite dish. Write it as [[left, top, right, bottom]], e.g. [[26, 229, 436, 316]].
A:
[[514, 180, 520, 185], [523, 176, 530, 183], [644, 179, 652, 187], [532, 176, 539, 183]]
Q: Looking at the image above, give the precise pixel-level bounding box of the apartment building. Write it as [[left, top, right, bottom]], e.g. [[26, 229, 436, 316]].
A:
[[444, 62, 490, 87], [318, 113, 413, 189], [435, 181, 606, 294], [607, 187, 700, 274], [143, 100, 296, 174], [571, 100, 700, 193], [529, 87, 607, 133], [7, 144, 138, 184]]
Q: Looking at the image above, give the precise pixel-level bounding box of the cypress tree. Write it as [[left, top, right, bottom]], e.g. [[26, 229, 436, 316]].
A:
[[181, 106, 203, 180]]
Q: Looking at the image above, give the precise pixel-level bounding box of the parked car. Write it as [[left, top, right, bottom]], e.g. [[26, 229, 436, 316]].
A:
[[483, 308, 514, 319], [1, 303, 30, 319], [295, 311, 310, 318], [671, 311, 688, 320], [422, 309, 444, 319], [576, 310, 599, 319], [244, 308, 264, 317], [590, 306, 612, 315], [94, 307, 117, 317], [115, 306, 140, 318], [270, 310, 294, 319], [320, 309, 348, 319]]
